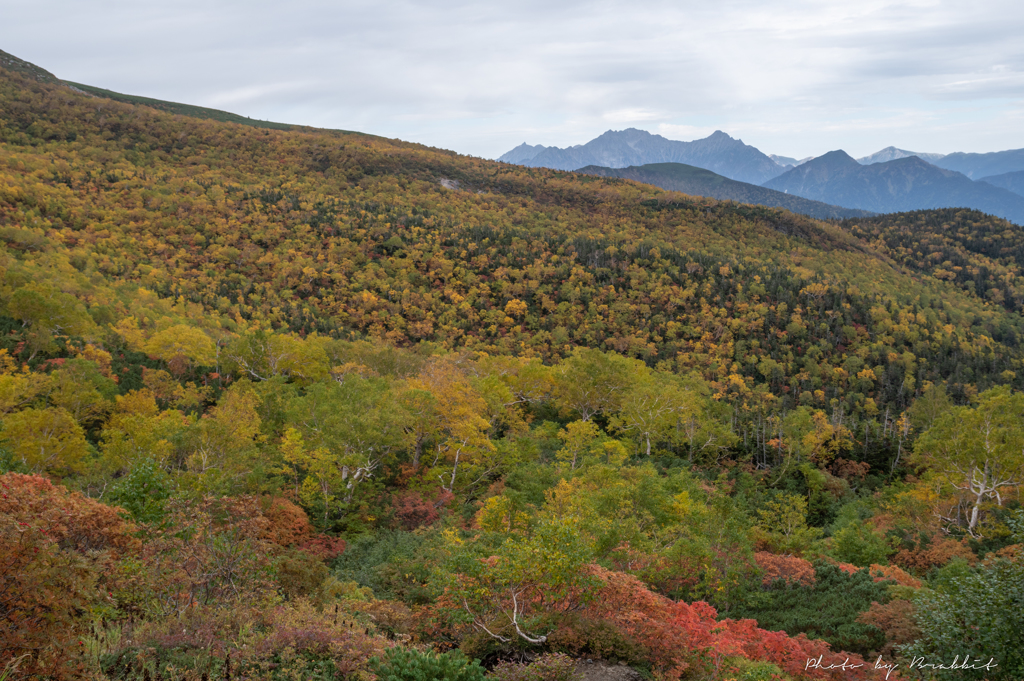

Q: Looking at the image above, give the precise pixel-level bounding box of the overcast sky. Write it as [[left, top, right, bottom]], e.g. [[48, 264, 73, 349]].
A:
[[4, 0, 1024, 160]]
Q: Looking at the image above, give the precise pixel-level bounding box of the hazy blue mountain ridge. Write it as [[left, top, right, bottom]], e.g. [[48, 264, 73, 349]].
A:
[[979, 170, 1024, 198], [932, 148, 1024, 179], [769, 154, 811, 167], [578, 162, 874, 219], [500, 142, 550, 164], [763, 151, 1024, 225]]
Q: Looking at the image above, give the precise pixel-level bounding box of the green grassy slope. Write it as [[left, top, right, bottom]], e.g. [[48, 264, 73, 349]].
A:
[[64, 81, 296, 131]]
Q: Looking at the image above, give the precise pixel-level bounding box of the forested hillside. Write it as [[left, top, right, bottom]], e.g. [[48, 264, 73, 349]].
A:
[[2, 58, 1023, 681], [841, 208, 1024, 313]]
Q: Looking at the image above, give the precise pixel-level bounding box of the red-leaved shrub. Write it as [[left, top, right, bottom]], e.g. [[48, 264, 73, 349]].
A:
[[893, 536, 976, 574], [0, 473, 137, 680], [755, 551, 816, 587], [868, 564, 922, 589], [392, 488, 452, 530], [578, 565, 876, 680]]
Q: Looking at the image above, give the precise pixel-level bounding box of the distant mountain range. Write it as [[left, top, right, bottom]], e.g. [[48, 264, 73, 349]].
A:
[[931, 149, 1024, 180], [980, 170, 1024, 197], [499, 129, 789, 185], [852, 146, 1024, 180], [856, 147, 946, 165], [578, 163, 874, 220], [501, 131, 1024, 225], [763, 151, 1024, 225]]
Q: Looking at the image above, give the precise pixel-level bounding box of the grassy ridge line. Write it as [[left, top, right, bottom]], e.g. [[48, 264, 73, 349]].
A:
[[0, 48, 61, 85], [63, 81, 296, 131], [63, 81, 381, 139], [0, 46, 376, 137]]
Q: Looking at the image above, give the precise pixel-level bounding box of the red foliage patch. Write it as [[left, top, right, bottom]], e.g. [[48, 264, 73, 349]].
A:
[[259, 495, 344, 561], [391, 488, 452, 530], [297, 534, 347, 562], [0, 473, 138, 680], [755, 551, 816, 587], [578, 565, 878, 680], [893, 536, 976, 574], [868, 564, 922, 589], [0, 472, 137, 555], [829, 458, 870, 484]]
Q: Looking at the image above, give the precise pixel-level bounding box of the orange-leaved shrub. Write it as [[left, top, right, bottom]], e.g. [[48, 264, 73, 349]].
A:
[[576, 565, 874, 681], [868, 564, 922, 589], [261, 495, 314, 546], [0, 473, 137, 680], [893, 536, 976, 574], [260, 495, 346, 561], [755, 551, 816, 587]]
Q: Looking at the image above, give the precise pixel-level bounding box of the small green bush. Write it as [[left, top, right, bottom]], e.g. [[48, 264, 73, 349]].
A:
[[275, 549, 330, 601], [828, 522, 891, 567], [369, 647, 486, 681], [332, 529, 433, 602], [728, 657, 785, 681], [107, 458, 172, 524], [725, 560, 889, 657], [902, 558, 1024, 680]]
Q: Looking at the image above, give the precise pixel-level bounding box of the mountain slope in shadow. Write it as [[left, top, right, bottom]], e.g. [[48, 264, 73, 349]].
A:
[[764, 151, 1024, 225], [579, 162, 874, 219]]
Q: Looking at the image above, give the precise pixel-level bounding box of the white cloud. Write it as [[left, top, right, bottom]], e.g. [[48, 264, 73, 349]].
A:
[[656, 123, 719, 140], [2, 0, 1023, 159]]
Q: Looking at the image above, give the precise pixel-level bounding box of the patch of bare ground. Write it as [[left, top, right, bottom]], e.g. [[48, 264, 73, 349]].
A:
[[574, 660, 645, 681]]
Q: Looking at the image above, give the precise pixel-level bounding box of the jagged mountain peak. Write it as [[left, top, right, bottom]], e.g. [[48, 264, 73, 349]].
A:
[[498, 128, 787, 184], [858, 146, 946, 165], [498, 142, 549, 164]]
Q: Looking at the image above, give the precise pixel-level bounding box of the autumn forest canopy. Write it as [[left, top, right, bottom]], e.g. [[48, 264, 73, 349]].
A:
[[1, 57, 1022, 681]]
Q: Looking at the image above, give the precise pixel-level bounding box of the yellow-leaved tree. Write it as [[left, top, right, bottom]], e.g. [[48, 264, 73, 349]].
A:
[[2, 407, 89, 474], [406, 357, 494, 495], [100, 389, 184, 475], [142, 324, 217, 376]]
